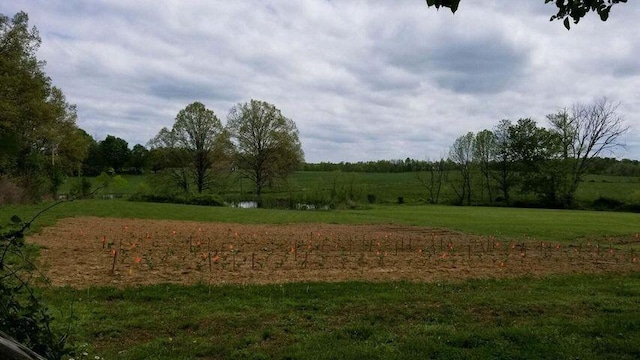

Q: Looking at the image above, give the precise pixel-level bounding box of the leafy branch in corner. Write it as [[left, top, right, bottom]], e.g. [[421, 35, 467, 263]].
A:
[[425, 0, 627, 29], [0, 173, 113, 359]]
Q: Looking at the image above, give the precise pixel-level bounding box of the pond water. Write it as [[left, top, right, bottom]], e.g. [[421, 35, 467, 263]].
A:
[[232, 201, 259, 209], [228, 201, 329, 210]]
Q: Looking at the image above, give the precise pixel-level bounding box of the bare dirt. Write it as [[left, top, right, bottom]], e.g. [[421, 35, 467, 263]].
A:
[[27, 217, 640, 288]]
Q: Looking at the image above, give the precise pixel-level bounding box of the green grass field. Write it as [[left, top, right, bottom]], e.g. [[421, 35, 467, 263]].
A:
[[59, 171, 640, 207], [3, 196, 640, 359], [3, 199, 639, 241], [44, 274, 640, 360]]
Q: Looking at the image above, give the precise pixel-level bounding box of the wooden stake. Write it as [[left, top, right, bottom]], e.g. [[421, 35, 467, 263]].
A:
[[111, 250, 118, 274]]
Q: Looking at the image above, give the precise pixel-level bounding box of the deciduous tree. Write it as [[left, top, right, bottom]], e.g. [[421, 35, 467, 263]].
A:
[[1, 11, 88, 200], [416, 157, 448, 204], [226, 100, 304, 197], [508, 118, 562, 204], [491, 119, 515, 205], [548, 97, 628, 207], [449, 132, 474, 205], [98, 135, 130, 173], [149, 102, 232, 194], [129, 144, 149, 174], [473, 129, 497, 204]]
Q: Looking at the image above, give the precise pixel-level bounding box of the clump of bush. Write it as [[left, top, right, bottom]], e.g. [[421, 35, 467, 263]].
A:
[[0, 176, 24, 205], [1, 216, 70, 359], [591, 197, 625, 211], [130, 193, 225, 207]]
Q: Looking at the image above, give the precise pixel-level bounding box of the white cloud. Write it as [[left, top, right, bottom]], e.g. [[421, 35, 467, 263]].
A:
[[2, 0, 639, 162]]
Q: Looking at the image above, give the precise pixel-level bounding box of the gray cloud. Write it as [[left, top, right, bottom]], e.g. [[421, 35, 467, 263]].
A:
[[427, 37, 528, 93], [1, 0, 639, 163]]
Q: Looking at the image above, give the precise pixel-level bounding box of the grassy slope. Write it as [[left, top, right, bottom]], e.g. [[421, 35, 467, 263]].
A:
[[3, 199, 639, 241]]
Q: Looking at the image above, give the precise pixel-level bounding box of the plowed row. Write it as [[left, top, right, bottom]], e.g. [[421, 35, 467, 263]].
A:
[[28, 217, 640, 288]]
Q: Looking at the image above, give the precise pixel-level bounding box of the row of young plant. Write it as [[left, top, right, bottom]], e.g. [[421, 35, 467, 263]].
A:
[[99, 226, 640, 279]]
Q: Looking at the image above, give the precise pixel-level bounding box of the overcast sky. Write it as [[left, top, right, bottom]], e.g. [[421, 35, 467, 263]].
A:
[[3, 1, 639, 163]]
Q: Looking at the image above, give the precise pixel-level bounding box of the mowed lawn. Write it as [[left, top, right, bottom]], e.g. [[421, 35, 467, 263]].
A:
[[3, 199, 639, 359], [4, 199, 639, 241], [44, 274, 640, 359]]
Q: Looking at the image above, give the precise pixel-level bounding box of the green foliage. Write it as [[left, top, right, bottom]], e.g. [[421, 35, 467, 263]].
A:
[[148, 102, 232, 194], [0, 175, 25, 204], [0, 11, 89, 201], [425, 0, 627, 29], [303, 158, 442, 173], [546, 0, 628, 29], [441, 98, 629, 209], [98, 135, 130, 173], [449, 132, 474, 205], [69, 177, 92, 197], [109, 175, 129, 196], [227, 99, 304, 196], [591, 196, 625, 211], [128, 144, 148, 174], [130, 193, 225, 207], [0, 215, 69, 359], [58, 169, 640, 213]]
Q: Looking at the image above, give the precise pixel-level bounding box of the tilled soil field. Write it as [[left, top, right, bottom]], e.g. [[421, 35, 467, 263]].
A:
[[28, 217, 640, 288]]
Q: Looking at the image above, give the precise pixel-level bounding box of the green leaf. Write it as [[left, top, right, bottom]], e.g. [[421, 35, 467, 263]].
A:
[[563, 17, 571, 30], [9, 215, 22, 224], [425, 0, 459, 13], [450, 0, 460, 13]]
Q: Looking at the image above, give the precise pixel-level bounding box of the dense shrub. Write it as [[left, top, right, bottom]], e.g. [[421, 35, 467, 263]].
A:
[[592, 197, 625, 211], [1, 216, 70, 359], [129, 193, 225, 207], [0, 177, 24, 205], [188, 194, 225, 206], [367, 194, 376, 203], [69, 177, 92, 197]]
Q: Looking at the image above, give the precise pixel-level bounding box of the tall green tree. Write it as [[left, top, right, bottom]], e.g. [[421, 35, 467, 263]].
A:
[[81, 134, 102, 176], [129, 144, 149, 174], [98, 135, 130, 173], [491, 119, 515, 205], [508, 118, 564, 206], [148, 127, 192, 193], [149, 102, 232, 194], [473, 129, 497, 204], [226, 100, 304, 197], [449, 132, 474, 205], [0, 11, 88, 200]]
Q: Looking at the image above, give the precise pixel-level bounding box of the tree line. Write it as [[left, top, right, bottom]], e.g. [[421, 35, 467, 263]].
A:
[[1, 12, 90, 202], [302, 157, 639, 177], [444, 98, 629, 208], [0, 11, 304, 204], [2, 10, 637, 207]]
